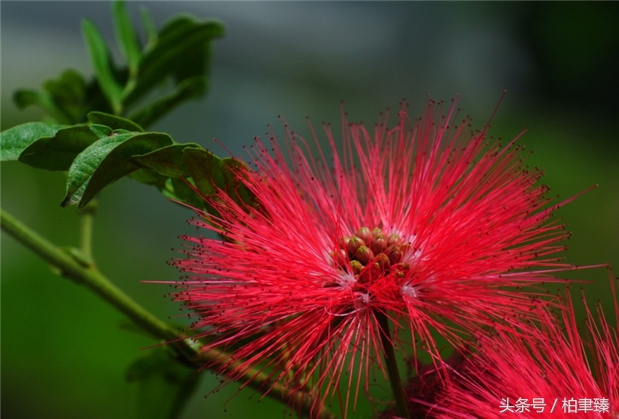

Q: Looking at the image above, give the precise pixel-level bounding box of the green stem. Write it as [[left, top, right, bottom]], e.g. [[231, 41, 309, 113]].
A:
[[377, 311, 410, 419], [1, 208, 334, 419], [2, 208, 188, 351]]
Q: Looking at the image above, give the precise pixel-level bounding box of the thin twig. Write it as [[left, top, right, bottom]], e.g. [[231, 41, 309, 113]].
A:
[[1, 207, 335, 419]]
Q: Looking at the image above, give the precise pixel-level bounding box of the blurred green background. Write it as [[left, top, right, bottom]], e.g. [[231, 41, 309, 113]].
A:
[[2, 2, 618, 418]]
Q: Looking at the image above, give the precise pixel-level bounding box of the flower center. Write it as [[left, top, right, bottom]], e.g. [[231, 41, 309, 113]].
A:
[[332, 227, 411, 286]]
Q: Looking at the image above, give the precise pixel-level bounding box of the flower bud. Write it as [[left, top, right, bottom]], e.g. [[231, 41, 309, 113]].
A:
[[355, 245, 374, 265], [387, 233, 402, 246], [355, 227, 373, 244], [374, 253, 390, 270], [385, 245, 403, 265], [370, 236, 387, 255], [350, 260, 364, 275], [347, 236, 364, 256]]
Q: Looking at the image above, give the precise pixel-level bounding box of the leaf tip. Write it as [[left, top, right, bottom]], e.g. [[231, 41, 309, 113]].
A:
[[60, 196, 74, 208]]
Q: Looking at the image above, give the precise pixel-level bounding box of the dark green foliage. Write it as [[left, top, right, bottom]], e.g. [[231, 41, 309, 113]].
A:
[[12, 1, 223, 128], [19, 125, 99, 171], [132, 143, 202, 178], [0, 122, 66, 161], [61, 130, 174, 208], [1, 1, 257, 212]]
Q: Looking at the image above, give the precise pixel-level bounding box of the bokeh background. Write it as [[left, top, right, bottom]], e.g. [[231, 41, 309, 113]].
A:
[[2, 2, 618, 418]]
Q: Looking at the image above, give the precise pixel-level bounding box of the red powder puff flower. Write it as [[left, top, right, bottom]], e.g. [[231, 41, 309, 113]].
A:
[[429, 276, 618, 419], [163, 98, 584, 416]]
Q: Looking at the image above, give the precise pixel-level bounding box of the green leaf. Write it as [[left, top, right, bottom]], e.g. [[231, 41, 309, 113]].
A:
[[14, 70, 88, 125], [124, 17, 224, 106], [0, 122, 66, 162], [132, 142, 202, 178], [220, 157, 257, 208], [62, 132, 132, 207], [43, 69, 87, 124], [129, 168, 168, 186], [44, 70, 86, 104], [87, 111, 144, 132], [128, 76, 207, 128], [18, 125, 98, 171], [13, 89, 69, 123], [113, 1, 141, 76], [179, 148, 257, 212], [62, 131, 173, 208], [82, 19, 123, 114], [161, 177, 206, 210], [82, 76, 114, 117], [139, 7, 158, 51], [126, 347, 201, 419], [180, 147, 223, 199], [88, 124, 114, 139]]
